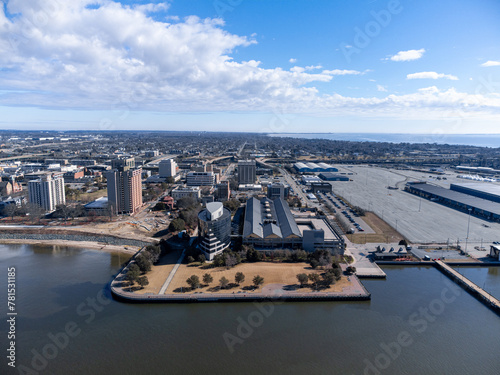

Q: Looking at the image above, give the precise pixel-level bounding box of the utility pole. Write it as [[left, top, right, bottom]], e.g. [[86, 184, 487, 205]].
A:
[[465, 208, 472, 254]]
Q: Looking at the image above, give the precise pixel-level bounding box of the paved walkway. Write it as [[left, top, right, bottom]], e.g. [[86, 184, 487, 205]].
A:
[[345, 242, 387, 278], [158, 249, 186, 295]]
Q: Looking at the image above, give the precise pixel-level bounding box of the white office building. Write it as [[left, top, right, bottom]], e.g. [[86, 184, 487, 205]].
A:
[[159, 159, 177, 178], [186, 172, 216, 186]]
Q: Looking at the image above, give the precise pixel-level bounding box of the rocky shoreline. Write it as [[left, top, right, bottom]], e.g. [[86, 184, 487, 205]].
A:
[[0, 228, 154, 248]]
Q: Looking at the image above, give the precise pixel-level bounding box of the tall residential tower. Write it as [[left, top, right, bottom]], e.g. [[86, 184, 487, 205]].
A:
[[28, 174, 66, 212], [106, 159, 142, 215]]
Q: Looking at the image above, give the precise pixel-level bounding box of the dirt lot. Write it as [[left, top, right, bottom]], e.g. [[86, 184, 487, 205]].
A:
[[346, 212, 405, 244], [164, 261, 352, 294]]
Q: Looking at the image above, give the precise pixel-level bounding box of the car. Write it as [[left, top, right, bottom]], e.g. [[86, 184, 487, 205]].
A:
[[423, 255, 431, 261], [359, 228, 364, 231]]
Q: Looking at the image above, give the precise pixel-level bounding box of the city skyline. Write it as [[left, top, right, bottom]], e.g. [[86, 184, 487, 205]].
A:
[[1, 1, 500, 133]]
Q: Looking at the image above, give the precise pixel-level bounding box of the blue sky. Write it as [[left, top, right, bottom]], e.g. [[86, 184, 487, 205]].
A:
[[0, 0, 500, 133]]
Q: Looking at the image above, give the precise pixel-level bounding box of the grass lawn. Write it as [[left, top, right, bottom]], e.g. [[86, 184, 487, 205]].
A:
[[165, 261, 351, 294], [134, 249, 182, 294]]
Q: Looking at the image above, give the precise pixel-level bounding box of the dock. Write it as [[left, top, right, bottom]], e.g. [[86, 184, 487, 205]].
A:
[[434, 260, 500, 314]]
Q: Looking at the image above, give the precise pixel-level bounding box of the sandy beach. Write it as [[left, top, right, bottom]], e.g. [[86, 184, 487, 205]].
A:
[[0, 238, 140, 254]]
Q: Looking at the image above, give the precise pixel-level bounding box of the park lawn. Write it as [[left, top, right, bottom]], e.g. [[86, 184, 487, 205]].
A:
[[165, 261, 351, 294], [78, 189, 107, 203], [134, 249, 182, 294]]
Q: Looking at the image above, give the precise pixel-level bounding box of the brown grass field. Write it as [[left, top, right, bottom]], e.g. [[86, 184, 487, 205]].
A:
[[134, 249, 182, 294], [347, 212, 405, 244], [162, 261, 351, 294]]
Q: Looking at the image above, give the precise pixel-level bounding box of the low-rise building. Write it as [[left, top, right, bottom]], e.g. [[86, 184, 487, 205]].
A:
[[171, 186, 201, 200], [186, 172, 217, 186]]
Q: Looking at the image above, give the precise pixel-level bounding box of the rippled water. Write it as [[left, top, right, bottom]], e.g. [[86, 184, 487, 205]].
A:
[[0, 245, 499, 375]]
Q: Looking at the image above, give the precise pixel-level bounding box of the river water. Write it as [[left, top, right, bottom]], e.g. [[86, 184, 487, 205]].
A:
[[1, 244, 499, 375]]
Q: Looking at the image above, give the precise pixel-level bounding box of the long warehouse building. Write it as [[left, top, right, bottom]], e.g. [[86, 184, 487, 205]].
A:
[[450, 183, 500, 204], [405, 182, 500, 222]]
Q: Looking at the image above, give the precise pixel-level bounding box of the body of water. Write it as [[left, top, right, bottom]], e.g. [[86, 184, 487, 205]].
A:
[[1, 245, 499, 375], [453, 265, 500, 300], [269, 133, 500, 148]]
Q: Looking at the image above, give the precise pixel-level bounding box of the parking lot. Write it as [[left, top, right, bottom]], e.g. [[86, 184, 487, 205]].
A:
[[328, 166, 500, 246]]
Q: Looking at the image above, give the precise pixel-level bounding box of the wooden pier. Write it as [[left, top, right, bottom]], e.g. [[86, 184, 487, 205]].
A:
[[434, 260, 500, 314]]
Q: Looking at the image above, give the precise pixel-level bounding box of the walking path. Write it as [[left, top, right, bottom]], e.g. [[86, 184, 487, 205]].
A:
[[345, 241, 387, 278], [158, 249, 186, 295]]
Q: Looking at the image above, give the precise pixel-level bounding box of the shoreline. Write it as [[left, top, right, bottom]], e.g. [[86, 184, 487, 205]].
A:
[[0, 238, 139, 255]]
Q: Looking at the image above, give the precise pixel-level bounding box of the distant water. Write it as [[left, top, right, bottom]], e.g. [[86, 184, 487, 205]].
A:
[[1, 245, 500, 375], [269, 133, 500, 148]]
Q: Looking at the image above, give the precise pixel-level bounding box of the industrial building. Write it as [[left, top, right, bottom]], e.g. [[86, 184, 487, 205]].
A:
[[198, 202, 231, 260], [310, 182, 333, 193], [301, 176, 322, 185], [243, 197, 302, 248], [450, 183, 500, 204], [294, 162, 338, 173], [243, 197, 344, 253], [405, 182, 500, 222], [319, 173, 349, 181], [490, 245, 500, 261], [455, 166, 500, 175], [296, 218, 344, 254]]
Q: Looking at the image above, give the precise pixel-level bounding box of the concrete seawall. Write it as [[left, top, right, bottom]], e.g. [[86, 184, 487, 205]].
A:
[[110, 253, 372, 304], [111, 289, 371, 303]]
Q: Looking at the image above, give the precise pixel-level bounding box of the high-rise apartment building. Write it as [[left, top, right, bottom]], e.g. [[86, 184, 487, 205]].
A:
[[159, 159, 177, 178], [111, 157, 135, 171], [28, 174, 66, 212], [106, 165, 143, 215], [238, 160, 256, 185]]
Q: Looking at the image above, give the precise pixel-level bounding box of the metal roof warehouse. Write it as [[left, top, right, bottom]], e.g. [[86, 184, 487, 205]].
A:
[[405, 182, 500, 222]]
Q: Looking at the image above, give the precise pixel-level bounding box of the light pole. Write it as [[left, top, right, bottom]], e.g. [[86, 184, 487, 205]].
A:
[[465, 208, 472, 253]]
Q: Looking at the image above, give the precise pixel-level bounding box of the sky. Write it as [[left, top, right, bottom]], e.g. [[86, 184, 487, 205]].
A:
[[0, 0, 500, 134]]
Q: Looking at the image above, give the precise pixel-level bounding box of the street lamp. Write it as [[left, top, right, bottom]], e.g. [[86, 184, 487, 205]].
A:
[[465, 208, 472, 253]]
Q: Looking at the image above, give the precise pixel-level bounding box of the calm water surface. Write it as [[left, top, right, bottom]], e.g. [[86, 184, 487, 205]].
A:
[[0, 245, 499, 375]]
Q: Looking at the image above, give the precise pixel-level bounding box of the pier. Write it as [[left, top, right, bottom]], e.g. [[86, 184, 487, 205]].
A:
[[434, 260, 500, 314]]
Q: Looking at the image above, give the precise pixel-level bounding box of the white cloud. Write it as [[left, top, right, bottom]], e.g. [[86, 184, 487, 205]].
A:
[[388, 49, 426, 62], [377, 85, 387, 92], [481, 60, 500, 67], [407, 72, 458, 80], [134, 2, 170, 13], [322, 69, 362, 76], [0, 1, 499, 123], [289, 58, 297, 63], [305, 65, 322, 71]]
